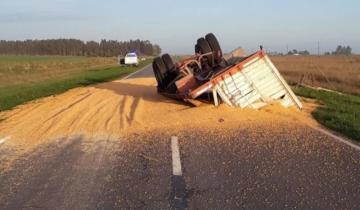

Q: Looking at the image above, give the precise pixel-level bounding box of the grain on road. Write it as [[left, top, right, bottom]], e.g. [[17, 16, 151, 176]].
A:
[[0, 65, 359, 209]]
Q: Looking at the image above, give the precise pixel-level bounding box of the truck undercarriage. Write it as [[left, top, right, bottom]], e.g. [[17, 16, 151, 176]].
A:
[[152, 33, 302, 109]]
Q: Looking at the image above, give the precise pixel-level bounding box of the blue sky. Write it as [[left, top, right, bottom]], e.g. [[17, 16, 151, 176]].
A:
[[0, 0, 359, 54]]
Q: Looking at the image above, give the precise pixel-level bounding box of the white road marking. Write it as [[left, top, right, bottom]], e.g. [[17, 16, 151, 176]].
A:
[[171, 136, 183, 176], [0, 136, 11, 145], [309, 125, 360, 152], [122, 64, 150, 80]]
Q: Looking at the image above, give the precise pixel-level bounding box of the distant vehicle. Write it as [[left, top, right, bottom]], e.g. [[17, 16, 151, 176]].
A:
[[124, 53, 139, 66]]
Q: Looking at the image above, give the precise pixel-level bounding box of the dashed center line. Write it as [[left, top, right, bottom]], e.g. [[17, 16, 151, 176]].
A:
[[171, 136, 183, 176], [0, 136, 11, 145], [170, 136, 188, 209]]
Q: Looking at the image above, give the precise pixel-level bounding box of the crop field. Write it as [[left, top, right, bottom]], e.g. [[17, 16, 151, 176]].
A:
[[0, 56, 118, 87], [270, 55, 360, 140], [0, 56, 151, 111], [272, 55, 360, 95]]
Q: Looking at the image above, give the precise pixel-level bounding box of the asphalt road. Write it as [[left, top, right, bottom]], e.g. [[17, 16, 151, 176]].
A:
[[128, 64, 154, 78], [0, 65, 359, 210]]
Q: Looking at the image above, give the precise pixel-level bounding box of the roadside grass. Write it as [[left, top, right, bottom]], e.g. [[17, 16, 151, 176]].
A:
[[295, 87, 360, 141], [0, 56, 117, 87], [0, 60, 151, 111]]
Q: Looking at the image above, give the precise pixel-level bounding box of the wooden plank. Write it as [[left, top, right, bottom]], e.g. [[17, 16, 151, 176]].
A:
[[233, 90, 261, 108], [258, 83, 284, 97], [263, 56, 303, 109], [215, 85, 234, 107], [255, 76, 281, 90], [213, 88, 219, 106], [270, 89, 287, 100]]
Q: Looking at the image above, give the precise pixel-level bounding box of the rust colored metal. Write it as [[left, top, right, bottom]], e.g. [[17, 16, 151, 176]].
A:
[[153, 34, 302, 109]]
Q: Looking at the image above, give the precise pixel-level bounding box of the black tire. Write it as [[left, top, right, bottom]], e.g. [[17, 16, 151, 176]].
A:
[[153, 57, 167, 76], [161, 54, 175, 73], [195, 44, 200, 54], [197, 37, 213, 65], [205, 33, 222, 63], [153, 66, 163, 88], [152, 57, 167, 88]]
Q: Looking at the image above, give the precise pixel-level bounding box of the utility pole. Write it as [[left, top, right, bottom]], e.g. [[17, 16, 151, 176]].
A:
[[286, 44, 289, 55], [317, 41, 320, 56]]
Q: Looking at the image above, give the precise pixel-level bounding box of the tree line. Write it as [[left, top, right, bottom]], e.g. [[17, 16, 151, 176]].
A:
[[324, 45, 352, 56], [0, 39, 161, 57], [269, 45, 354, 56], [287, 49, 310, 55]]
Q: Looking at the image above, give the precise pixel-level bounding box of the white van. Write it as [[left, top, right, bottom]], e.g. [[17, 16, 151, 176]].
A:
[[124, 53, 139, 66]]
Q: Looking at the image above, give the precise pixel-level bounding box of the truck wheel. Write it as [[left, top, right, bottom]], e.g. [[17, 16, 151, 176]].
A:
[[161, 54, 175, 73], [197, 38, 213, 65], [195, 44, 200, 54], [152, 57, 167, 88], [205, 33, 222, 63]]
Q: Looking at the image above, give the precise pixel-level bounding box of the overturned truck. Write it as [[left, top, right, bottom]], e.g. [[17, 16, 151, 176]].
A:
[[152, 33, 302, 109]]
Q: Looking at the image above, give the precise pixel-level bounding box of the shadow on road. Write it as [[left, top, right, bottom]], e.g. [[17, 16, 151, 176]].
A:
[[93, 77, 192, 128], [95, 78, 174, 104]]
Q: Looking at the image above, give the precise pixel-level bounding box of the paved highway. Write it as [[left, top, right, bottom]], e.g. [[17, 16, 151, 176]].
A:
[[0, 65, 359, 209]]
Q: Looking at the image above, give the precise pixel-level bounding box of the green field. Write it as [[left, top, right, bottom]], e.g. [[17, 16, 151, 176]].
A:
[[0, 56, 151, 111], [295, 87, 360, 141], [0, 56, 118, 87]]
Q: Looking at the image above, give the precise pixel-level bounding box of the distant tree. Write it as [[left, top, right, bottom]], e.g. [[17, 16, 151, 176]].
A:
[[288, 49, 309, 55], [332, 45, 352, 56], [298, 50, 310, 55], [0, 39, 160, 57], [345, 46, 352, 55], [268, 51, 283, 56], [288, 49, 297, 55], [152, 44, 162, 55]]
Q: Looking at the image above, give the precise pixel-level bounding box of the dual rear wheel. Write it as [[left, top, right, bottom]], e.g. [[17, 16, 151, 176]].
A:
[[152, 54, 176, 89], [195, 33, 223, 66], [153, 33, 223, 89]]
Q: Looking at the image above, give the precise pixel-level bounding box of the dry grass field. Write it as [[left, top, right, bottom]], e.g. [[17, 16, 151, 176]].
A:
[[270, 55, 360, 140], [0, 56, 151, 111], [0, 56, 117, 87], [271, 55, 360, 95]]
